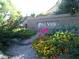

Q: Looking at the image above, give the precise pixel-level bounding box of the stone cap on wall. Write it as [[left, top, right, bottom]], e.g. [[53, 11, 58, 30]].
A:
[[26, 13, 79, 20]]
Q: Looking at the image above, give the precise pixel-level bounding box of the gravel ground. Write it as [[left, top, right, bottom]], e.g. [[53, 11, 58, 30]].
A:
[[8, 34, 40, 59], [9, 44, 39, 59]]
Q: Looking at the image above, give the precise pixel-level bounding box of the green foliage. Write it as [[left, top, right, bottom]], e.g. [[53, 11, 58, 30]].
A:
[[31, 13, 35, 17], [51, 24, 79, 34], [36, 13, 47, 17], [32, 31, 79, 59], [0, 20, 36, 53], [55, 0, 79, 15], [0, 0, 33, 55], [13, 28, 36, 39], [0, 0, 21, 21]]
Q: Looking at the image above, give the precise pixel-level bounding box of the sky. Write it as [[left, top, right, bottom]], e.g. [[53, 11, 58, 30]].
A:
[[11, 0, 58, 16]]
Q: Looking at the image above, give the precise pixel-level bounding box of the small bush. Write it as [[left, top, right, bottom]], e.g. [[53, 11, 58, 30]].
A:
[[13, 28, 36, 39]]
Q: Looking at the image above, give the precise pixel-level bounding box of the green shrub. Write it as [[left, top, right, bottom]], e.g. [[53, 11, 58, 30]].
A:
[[13, 28, 36, 39], [52, 24, 79, 33], [0, 20, 36, 54], [32, 31, 79, 59]]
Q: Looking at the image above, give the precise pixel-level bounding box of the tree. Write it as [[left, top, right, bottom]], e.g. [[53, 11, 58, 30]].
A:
[[31, 13, 35, 17], [0, 0, 21, 22], [55, 0, 79, 15], [37, 13, 47, 17], [0, 0, 36, 54]]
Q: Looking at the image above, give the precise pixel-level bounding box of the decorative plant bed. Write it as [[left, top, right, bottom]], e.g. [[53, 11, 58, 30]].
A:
[[32, 27, 79, 59]]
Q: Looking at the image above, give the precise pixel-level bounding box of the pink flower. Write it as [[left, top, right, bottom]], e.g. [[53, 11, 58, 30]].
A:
[[43, 28, 48, 33], [38, 28, 48, 37], [40, 28, 48, 33]]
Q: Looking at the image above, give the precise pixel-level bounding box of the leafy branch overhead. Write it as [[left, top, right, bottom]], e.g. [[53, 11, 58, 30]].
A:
[[0, 0, 21, 21], [55, 0, 79, 15]]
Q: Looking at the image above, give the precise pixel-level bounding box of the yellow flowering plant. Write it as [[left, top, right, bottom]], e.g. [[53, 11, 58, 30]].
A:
[[32, 31, 79, 59]]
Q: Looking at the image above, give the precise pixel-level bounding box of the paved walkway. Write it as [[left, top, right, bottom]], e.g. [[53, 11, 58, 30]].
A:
[[8, 34, 40, 59]]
